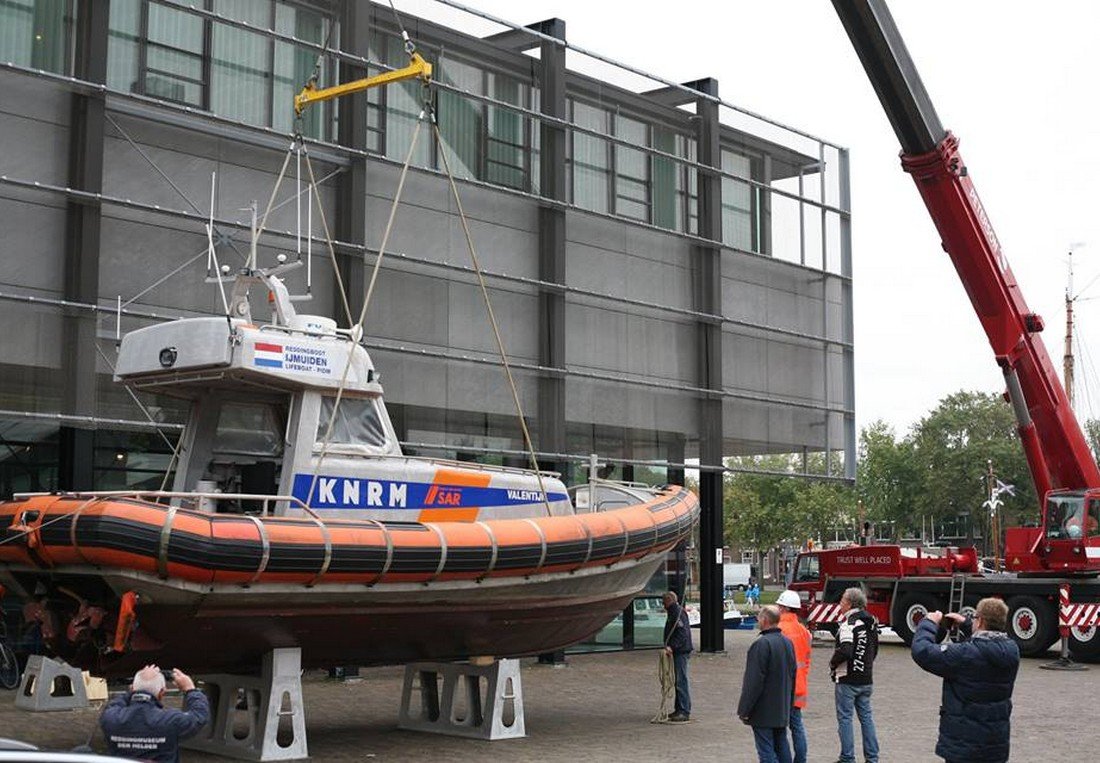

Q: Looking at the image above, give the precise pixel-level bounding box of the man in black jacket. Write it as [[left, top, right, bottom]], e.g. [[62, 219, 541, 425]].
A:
[[100, 665, 209, 762], [737, 605, 795, 763], [662, 590, 693, 722], [911, 598, 1020, 763], [830, 587, 879, 763]]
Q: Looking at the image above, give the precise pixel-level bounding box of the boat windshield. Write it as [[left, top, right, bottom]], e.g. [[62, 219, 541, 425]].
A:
[[1046, 492, 1089, 540], [316, 396, 387, 449]]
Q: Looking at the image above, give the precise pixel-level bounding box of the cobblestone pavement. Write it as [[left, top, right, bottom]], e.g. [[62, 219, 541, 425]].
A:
[[0, 630, 1093, 761]]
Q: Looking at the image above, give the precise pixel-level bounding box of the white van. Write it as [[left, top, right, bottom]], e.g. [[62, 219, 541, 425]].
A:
[[722, 562, 752, 591]]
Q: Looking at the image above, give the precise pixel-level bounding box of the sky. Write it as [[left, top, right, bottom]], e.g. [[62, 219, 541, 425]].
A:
[[395, 0, 1100, 436]]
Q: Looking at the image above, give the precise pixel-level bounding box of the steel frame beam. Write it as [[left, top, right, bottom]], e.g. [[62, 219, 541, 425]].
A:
[[59, 0, 110, 491], [535, 18, 568, 483], [691, 78, 726, 653]]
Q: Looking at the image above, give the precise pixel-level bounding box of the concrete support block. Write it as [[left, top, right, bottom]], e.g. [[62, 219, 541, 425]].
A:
[[15, 655, 89, 711], [398, 658, 525, 740], [184, 648, 307, 761]]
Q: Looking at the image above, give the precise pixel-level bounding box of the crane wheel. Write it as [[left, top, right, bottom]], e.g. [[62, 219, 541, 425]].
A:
[[1006, 595, 1057, 657], [890, 592, 938, 645], [1067, 622, 1100, 662]]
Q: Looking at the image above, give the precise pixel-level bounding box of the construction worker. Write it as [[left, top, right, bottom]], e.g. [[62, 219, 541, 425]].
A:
[[776, 590, 812, 763]]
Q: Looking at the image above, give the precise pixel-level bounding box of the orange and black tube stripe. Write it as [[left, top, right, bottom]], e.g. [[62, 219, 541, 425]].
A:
[[0, 487, 698, 587]]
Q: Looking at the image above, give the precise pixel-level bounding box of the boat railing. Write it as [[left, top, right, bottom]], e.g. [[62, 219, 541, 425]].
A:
[[257, 323, 357, 343], [14, 490, 315, 518], [363, 452, 562, 480]]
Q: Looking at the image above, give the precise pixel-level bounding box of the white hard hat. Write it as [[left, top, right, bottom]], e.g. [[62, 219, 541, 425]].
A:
[[776, 590, 802, 609]]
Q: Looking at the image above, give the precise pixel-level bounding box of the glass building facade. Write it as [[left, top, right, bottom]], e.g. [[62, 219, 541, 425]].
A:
[[0, 0, 853, 651]]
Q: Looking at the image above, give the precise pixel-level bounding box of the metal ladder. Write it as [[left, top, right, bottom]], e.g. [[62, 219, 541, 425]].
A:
[[947, 574, 967, 641]]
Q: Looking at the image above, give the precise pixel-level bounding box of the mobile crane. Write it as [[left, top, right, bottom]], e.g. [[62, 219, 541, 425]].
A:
[[790, 0, 1100, 660]]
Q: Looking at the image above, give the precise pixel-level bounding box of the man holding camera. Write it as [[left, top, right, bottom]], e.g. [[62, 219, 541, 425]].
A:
[[100, 664, 210, 762], [911, 598, 1020, 763]]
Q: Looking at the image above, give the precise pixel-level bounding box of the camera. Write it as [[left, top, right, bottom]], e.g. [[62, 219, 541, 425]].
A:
[[161, 668, 175, 684]]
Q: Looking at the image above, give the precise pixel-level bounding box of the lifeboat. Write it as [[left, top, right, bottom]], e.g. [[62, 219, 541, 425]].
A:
[[0, 270, 698, 676]]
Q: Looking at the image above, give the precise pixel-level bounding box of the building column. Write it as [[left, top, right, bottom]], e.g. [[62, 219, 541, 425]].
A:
[[334, 1, 370, 321], [59, 0, 110, 491], [485, 18, 569, 662], [839, 148, 856, 480], [693, 81, 725, 654], [535, 20, 568, 480]]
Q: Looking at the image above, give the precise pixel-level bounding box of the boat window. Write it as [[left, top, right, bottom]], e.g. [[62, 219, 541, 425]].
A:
[[316, 396, 387, 448], [794, 554, 819, 583], [1047, 493, 1087, 540], [213, 403, 283, 457]]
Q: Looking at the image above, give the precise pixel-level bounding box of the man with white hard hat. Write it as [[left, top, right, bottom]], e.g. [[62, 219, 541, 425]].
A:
[[776, 589, 812, 763]]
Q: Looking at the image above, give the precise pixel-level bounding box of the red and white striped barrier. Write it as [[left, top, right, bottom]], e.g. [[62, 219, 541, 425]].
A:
[[806, 602, 846, 625], [1059, 583, 1100, 630]]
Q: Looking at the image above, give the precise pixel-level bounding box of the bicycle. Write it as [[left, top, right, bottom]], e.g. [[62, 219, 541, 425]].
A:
[[0, 617, 21, 690]]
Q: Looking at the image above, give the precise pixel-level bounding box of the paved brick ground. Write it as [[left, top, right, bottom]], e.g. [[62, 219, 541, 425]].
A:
[[1, 630, 1094, 761]]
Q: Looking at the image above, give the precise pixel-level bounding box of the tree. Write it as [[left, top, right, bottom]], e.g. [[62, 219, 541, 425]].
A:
[[908, 391, 1038, 544], [1083, 418, 1100, 464], [791, 481, 855, 544], [723, 453, 856, 554], [857, 421, 921, 537]]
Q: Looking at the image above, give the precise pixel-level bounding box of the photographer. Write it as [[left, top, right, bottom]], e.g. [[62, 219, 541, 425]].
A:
[[910, 598, 1020, 763], [100, 664, 210, 762]]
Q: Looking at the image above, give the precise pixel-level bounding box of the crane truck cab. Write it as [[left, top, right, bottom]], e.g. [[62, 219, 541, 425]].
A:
[[1005, 489, 1100, 573]]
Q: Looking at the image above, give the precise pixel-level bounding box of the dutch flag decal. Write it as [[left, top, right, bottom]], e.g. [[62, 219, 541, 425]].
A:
[[254, 342, 284, 368]]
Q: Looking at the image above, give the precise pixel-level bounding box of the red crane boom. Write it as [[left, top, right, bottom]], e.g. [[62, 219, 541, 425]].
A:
[[832, 0, 1100, 569]]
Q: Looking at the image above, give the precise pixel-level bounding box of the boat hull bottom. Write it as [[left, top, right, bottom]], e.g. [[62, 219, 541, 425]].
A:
[[11, 556, 666, 677]]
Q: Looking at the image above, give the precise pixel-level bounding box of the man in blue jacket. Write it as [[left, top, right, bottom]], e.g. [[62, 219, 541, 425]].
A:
[[738, 605, 796, 763], [100, 664, 210, 762], [911, 598, 1020, 763], [663, 590, 693, 723]]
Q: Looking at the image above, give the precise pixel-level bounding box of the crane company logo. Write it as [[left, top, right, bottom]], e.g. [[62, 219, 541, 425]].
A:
[[836, 554, 893, 565], [967, 185, 1005, 270], [253, 342, 284, 368]]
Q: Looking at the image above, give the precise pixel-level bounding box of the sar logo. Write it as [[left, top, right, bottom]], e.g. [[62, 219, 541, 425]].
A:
[[425, 485, 463, 506]]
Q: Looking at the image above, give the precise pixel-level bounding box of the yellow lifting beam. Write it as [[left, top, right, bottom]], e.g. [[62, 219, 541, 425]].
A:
[[294, 51, 432, 116]]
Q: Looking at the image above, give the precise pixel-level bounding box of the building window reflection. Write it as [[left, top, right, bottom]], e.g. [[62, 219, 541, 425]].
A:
[[105, 0, 332, 139], [722, 148, 763, 253], [0, 0, 73, 75]]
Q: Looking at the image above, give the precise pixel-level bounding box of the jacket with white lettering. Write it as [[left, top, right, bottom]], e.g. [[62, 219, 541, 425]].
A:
[[100, 689, 210, 763], [830, 609, 878, 685]]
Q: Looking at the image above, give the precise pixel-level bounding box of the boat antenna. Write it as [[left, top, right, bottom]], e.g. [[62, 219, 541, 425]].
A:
[[205, 171, 231, 316]]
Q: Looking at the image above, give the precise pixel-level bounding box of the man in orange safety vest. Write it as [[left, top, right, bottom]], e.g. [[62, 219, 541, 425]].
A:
[[776, 589, 812, 763]]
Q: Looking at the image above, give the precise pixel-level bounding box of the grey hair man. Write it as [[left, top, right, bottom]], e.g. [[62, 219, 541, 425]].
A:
[[912, 598, 1020, 763], [738, 605, 796, 762], [100, 664, 210, 762], [830, 587, 880, 763]]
